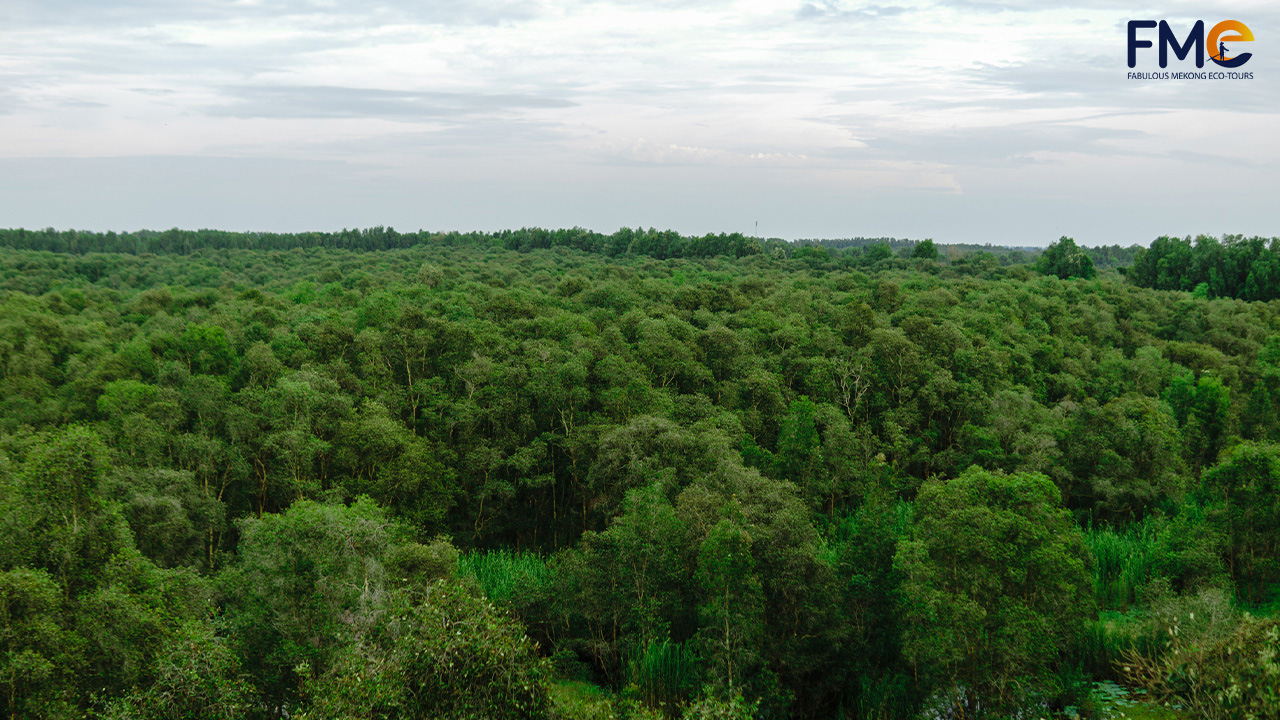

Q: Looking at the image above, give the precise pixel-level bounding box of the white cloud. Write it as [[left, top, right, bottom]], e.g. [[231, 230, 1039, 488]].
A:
[[0, 0, 1275, 244]]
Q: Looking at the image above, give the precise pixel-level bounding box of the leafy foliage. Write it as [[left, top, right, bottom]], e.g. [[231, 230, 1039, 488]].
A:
[[896, 467, 1093, 713], [1129, 234, 1280, 300], [2, 230, 1280, 718], [299, 581, 552, 720], [1035, 237, 1097, 280], [1120, 590, 1280, 720]]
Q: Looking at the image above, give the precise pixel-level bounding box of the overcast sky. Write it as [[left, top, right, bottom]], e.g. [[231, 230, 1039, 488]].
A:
[[0, 0, 1275, 245]]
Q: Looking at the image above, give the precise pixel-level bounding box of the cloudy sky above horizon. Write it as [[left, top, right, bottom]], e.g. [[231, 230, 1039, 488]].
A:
[[0, 0, 1276, 246]]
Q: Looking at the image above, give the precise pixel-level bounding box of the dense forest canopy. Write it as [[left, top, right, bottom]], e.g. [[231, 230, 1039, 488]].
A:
[[1, 229, 1279, 719]]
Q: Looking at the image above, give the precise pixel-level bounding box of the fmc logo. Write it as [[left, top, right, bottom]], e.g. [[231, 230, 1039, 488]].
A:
[[1128, 19, 1254, 68]]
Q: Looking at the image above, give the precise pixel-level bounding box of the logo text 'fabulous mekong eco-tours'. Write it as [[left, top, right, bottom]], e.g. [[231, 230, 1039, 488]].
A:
[[1127, 19, 1255, 80]]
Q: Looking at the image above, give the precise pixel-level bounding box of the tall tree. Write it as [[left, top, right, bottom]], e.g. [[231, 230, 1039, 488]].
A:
[[896, 467, 1093, 714]]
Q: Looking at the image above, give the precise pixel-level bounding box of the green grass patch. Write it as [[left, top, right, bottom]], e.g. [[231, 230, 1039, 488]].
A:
[[550, 680, 618, 720], [1085, 522, 1162, 611], [626, 639, 699, 716], [458, 548, 551, 604]]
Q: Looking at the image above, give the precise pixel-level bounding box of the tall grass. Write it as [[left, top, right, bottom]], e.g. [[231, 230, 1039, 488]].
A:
[[458, 549, 551, 605], [1079, 520, 1171, 680], [627, 639, 699, 717], [1085, 521, 1162, 611], [847, 673, 917, 720], [1077, 612, 1167, 681]]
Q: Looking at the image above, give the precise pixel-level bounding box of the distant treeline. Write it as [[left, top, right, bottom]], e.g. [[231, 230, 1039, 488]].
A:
[[0, 227, 1136, 267], [801, 237, 1026, 256], [797, 237, 915, 250], [799, 238, 1144, 269], [1129, 235, 1280, 301], [0, 226, 771, 259], [10, 228, 1272, 291]]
